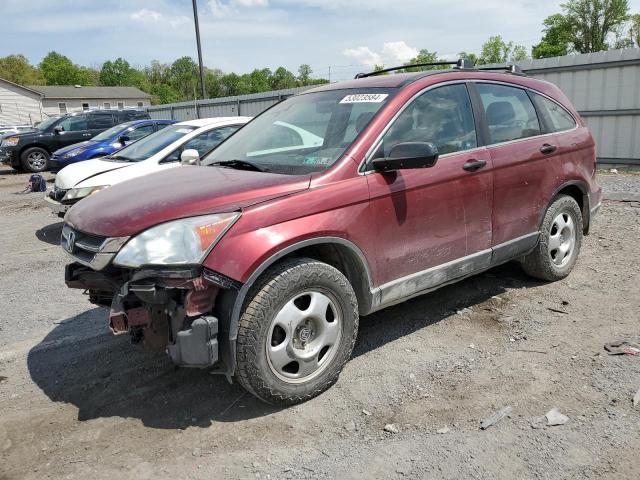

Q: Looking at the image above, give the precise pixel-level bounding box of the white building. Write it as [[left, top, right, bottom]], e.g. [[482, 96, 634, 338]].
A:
[[0, 78, 151, 126]]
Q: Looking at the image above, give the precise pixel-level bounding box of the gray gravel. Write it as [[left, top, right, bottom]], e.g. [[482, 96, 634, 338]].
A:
[[1, 168, 639, 480]]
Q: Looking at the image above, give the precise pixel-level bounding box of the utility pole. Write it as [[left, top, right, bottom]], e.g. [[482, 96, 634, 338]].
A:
[[192, 0, 207, 100]]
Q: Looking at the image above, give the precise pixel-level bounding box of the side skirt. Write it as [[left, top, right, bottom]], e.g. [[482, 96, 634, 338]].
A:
[[368, 232, 539, 313]]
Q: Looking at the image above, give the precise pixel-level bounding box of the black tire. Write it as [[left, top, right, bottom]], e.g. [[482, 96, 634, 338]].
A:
[[235, 257, 359, 405], [521, 195, 583, 281], [20, 147, 50, 173]]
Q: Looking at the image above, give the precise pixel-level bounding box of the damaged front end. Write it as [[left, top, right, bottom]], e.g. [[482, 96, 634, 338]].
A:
[[65, 262, 239, 374]]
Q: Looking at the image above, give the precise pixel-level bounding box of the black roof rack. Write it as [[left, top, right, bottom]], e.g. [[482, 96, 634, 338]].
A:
[[354, 59, 526, 79], [474, 64, 525, 75]]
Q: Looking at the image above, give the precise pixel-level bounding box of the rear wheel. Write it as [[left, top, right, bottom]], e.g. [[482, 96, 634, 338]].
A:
[[20, 147, 50, 173], [521, 195, 583, 281], [235, 258, 359, 405]]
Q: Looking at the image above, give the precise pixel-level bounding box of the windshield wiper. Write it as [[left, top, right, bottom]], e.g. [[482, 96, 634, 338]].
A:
[[108, 155, 133, 162], [210, 159, 265, 172]]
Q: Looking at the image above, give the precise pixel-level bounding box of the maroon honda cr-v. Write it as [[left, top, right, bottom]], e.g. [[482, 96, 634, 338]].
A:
[[61, 61, 602, 405]]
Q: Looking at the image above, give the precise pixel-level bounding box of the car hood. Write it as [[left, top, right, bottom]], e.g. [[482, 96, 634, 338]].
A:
[[53, 140, 96, 155], [73, 158, 169, 189], [65, 166, 311, 237], [55, 158, 129, 189]]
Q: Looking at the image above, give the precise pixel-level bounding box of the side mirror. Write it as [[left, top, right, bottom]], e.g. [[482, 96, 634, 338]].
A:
[[180, 149, 200, 166], [118, 135, 130, 144], [372, 142, 439, 172], [53, 126, 63, 134]]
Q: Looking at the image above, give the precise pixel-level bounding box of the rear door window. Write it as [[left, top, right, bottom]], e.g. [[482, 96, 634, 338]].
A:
[[88, 114, 115, 130], [476, 83, 541, 144], [532, 94, 577, 132]]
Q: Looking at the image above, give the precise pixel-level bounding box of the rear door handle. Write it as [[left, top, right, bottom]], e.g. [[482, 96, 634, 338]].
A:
[[540, 143, 557, 154], [462, 159, 487, 172]]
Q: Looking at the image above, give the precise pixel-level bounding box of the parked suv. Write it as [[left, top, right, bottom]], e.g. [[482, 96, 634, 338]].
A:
[[61, 62, 602, 406], [0, 109, 149, 172], [48, 119, 176, 172]]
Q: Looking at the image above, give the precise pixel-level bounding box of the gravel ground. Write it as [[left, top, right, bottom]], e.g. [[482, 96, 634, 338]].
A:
[[0, 168, 639, 480]]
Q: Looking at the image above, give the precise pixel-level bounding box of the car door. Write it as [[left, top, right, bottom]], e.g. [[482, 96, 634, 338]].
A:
[[365, 83, 493, 304], [54, 114, 91, 149], [473, 82, 558, 261]]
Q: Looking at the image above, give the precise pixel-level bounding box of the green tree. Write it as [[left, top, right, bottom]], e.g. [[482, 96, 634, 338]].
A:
[[478, 36, 528, 64], [532, 14, 574, 58], [170, 56, 200, 99], [297, 64, 312, 85], [270, 67, 297, 90], [563, 0, 629, 53], [629, 13, 640, 46], [0, 54, 45, 85], [100, 58, 137, 86], [39, 51, 95, 85], [248, 68, 272, 92], [404, 49, 447, 71]]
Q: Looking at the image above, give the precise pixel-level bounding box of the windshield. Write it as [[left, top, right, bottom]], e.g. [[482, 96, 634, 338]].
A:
[[36, 116, 61, 131], [108, 124, 196, 162], [202, 88, 396, 175], [92, 124, 131, 142]]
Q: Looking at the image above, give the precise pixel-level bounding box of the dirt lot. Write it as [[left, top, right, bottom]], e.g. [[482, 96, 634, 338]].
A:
[[0, 169, 638, 480]]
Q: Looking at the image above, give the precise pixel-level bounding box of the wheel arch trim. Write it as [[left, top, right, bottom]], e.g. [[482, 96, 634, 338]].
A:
[[223, 236, 375, 377], [546, 180, 591, 233]]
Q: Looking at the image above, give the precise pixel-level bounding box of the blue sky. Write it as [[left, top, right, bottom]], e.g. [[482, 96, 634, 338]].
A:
[[2, 0, 639, 81]]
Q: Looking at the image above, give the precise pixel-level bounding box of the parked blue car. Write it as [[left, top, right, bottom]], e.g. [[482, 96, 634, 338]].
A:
[[49, 119, 175, 172]]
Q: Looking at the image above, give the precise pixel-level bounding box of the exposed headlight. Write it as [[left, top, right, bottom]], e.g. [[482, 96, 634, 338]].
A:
[[113, 213, 240, 267], [63, 147, 86, 158], [3, 137, 19, 147], [62, 185, 109, 201]]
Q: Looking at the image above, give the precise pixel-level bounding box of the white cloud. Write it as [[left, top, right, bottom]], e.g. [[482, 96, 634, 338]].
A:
[[130, 8, 189, 28], [344, 41, 419, 67], [130, 8, 163, 22], [381, 41, 419, 65], [343, 46, 382, 67], [209, 0, 269, 17]]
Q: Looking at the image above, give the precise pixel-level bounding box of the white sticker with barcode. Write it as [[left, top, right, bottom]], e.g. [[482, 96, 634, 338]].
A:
[[339, 93, 389, 104]]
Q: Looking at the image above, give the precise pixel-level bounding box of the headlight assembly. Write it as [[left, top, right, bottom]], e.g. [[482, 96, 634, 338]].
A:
[[62, 185, 109, 201], [113, 213, 240, 267], [63, 147, 86, 158], [3, 137, 19, 147]]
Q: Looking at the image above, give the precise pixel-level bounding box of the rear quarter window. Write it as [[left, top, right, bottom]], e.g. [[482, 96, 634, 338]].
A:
[[532, 94, 577, 132]]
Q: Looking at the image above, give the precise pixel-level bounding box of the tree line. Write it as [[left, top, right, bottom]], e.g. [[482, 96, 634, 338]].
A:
[[0, 0, 638, 104]]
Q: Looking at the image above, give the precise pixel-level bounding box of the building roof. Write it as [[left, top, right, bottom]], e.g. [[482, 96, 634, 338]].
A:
[[0, 77, 43, 97], [26, 85, 151, 100]]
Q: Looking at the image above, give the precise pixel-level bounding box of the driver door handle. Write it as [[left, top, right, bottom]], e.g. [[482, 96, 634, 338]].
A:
[[462, 159, 487, 172], [540, 143, 557, 154]]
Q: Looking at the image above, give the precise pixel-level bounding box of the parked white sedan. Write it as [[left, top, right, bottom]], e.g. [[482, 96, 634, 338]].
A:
[[46, 117, 251, 216]]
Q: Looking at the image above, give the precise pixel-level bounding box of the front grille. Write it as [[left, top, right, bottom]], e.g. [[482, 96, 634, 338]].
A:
[[49, 187, 68, 201], [61, 224, 129, 270]]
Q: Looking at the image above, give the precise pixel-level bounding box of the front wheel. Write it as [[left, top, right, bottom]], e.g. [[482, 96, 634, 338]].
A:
[[20, 147, 50, 172], [521, 195, 583, 281], [235, 258, 359, 405]]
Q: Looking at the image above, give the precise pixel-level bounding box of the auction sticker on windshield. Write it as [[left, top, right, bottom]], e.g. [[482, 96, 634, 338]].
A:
[[340, 93, 389, 104]]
